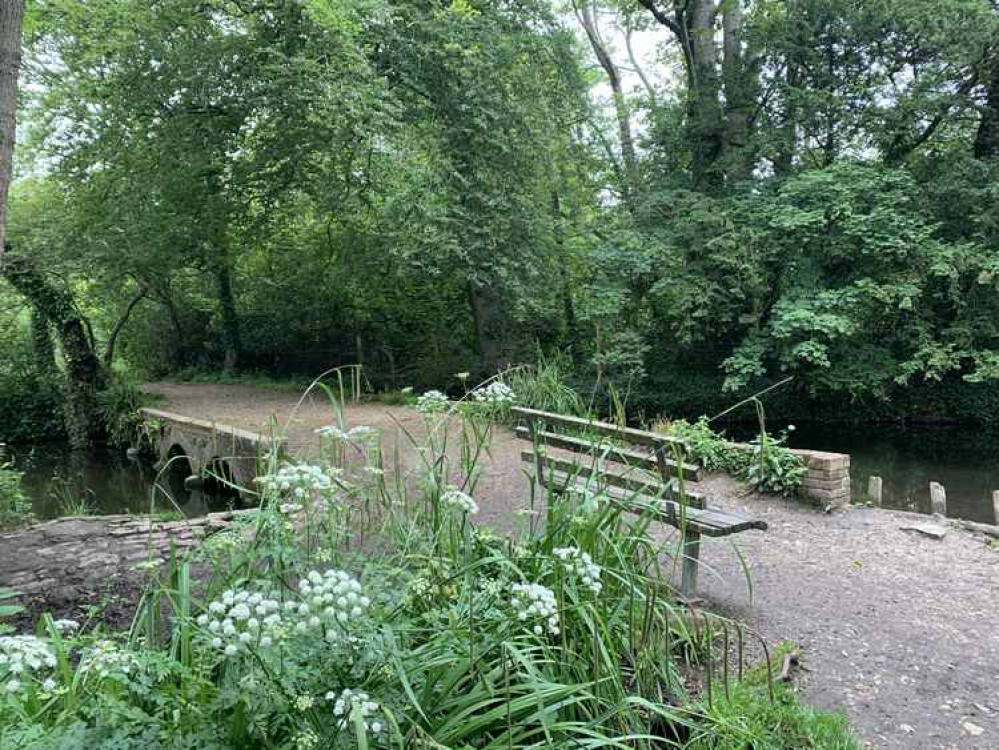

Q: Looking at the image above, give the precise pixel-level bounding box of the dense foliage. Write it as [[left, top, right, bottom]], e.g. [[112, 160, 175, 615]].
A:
[[2, 0, 999, 441], [0, 392, 859, 748]]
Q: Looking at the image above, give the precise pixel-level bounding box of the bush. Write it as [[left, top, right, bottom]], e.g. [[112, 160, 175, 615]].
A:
[[507, 352, 585, 416], [655, 417, 807, 496], [0, 451, 32, 532], [97, 380, 150, 449], [0, 373, 64, 444]]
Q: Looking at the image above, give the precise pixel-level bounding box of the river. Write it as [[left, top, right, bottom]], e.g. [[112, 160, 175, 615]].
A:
[[8, 422, 999, 524], [9, 443, 240, 520]]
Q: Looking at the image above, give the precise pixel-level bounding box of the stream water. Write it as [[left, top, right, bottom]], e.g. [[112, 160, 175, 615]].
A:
[[9, 443, 240, 520], [781, 422, 998, 524], [8, 421, 999, 524]]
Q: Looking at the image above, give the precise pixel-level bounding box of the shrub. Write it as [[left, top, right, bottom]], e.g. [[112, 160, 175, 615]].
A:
[[0, 451, 32, 532], [0, 373, 64, 444], [97, 380, 150, 449], [507, 352, 585, 416], [655, 417, 807, 496]]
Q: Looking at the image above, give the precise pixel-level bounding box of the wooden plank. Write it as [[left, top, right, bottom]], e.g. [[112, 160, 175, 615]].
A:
[[512, 407, 685, 450], [535, 468, 766, 537], [522, 450, 704, 507], [680, 531, 701, 599], [513, 426, 702, 482]]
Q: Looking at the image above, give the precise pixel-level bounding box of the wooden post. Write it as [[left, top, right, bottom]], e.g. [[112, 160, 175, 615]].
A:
[[993, 490, 999, 525], [929, 482, 947, 517], [867, 476, 883, 507], [681, 530, 701, 600]]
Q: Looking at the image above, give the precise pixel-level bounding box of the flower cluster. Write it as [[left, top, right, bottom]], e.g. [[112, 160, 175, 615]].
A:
[[0, 635, 56, 693], [79, 640, 141, 683], [296, 569, 371, 638], [52, 619, 80, 634], [553, 547, 603, 595], [197, 589, 284, 655], [256, 463, 337, 513], [315, 425, 378, 445], [471, 382, 515, 406], [328, 688, 385, 734], [511, 582, 560, 637], [416, 390, 449, 413], [441, 487, 479, 515]]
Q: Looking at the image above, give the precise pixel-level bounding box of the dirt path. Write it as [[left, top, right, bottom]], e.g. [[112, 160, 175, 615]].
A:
[[144, 382, 999, 749]]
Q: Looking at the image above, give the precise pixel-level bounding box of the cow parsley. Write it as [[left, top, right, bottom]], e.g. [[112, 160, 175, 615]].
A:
[[511, 582, 560, 636], [441, 487, 479, 515], [416, 390, 449, 413], [197, 589, 284, 655], [296, 569, 371, 637], [315, 425, 378, 444], [553, 547, 603, 595], [0, 636, 56, 693], [79, 640, 141, 684], [471, 382, 515, 406], [328, 688, 385, 734]]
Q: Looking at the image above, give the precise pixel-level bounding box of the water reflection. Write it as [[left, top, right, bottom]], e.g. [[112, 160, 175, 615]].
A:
[[12, 444, 242, 520], [723, 422, 999, 524]]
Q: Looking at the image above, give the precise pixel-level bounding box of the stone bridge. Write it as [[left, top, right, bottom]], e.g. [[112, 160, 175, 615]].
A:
[[139, 407, 274, 494]]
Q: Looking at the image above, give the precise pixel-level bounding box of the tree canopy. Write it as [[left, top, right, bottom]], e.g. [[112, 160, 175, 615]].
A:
[[3, 0, 999, 441]]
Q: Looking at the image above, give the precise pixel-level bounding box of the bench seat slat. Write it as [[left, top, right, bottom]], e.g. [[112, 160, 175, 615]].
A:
[[536, 469, 767, 537], [513, 426, 702, 482], [512, 407, 685, 449], [521, 450, 705, 508]]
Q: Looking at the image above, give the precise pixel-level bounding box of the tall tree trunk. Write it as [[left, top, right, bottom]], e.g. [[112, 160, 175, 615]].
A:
[[574, 0, 641, 203], [213, 256, 241, 373], [30, 306, 57, 376], [0, 0, 23, 259], [2, 251, 107, 448], [637, 0, 724, 191], [687, 0, 725, 191], [722, 0, 754, 182], [467, 279, 503, 374], [552, 190, 580, 364], [103, 283, 147, 369], [974, 59, 999, 160]]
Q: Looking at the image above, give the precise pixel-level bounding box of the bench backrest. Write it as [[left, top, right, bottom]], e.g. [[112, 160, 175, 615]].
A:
[[512, 407, 704, 507]]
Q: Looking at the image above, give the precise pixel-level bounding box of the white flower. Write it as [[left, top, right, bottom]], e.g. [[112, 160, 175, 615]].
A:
[[553, 547, 603, 595], [0, 636, 57, 692], [441, 487, 479, 515], [256, 463, 338, 510], [296, 569, 370, 630], [51, 619, 80, 634], [511, 582, 559, 636], [328, 688, 385, 733], [296, 694, 315, 711], [198, 588, 283, 657], [416, 390, 450, 413], [315, 425, 378, 444], [79, 640, 141, 685], [471, 382, 515, 406]]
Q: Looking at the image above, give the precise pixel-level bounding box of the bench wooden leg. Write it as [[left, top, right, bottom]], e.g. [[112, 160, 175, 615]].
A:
[[681, 530, 701, 599]]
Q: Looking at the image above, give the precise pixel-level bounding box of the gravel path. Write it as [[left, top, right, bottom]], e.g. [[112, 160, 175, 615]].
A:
[[145, 382, 999, 749]]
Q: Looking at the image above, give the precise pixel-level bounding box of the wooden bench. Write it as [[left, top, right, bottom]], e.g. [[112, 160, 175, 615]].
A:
[[513, 406, 767, 598]]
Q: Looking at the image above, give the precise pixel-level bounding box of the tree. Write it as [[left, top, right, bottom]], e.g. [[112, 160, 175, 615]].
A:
[[0, 0, 23, 257]]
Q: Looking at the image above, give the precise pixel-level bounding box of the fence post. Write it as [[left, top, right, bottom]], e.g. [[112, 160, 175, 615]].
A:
[[867, 476, 883, 507], [929, 482, 947, 517], [993, 490, 999, 526]]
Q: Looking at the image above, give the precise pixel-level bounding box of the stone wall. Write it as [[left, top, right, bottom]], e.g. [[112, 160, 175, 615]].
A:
[[790, 449, 852, 509], [0, 511, 253, 603]]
